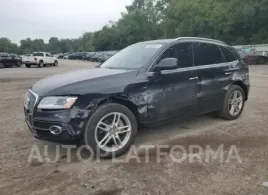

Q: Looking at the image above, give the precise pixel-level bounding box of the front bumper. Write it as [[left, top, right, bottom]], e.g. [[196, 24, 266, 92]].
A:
[[24, 110, 83, 141], [24, 92, 91, 142]]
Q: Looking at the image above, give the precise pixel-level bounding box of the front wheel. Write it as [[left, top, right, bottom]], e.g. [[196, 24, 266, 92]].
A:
[[218, 85, 245, 120], [83, 103, 137, 158], [53, 60, 58, 66]]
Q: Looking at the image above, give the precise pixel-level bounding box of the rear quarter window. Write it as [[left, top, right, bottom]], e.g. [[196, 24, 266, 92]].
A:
[[194, 42, 223, 66], [220, 46, 236, 62]]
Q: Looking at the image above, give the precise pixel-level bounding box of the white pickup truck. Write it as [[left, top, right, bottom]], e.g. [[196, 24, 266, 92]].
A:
[[20, 54, 32, 64], [25, 52, 58, 68]]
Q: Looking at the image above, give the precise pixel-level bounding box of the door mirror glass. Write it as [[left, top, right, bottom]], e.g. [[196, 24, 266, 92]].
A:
[[154, 58, 178, 71]]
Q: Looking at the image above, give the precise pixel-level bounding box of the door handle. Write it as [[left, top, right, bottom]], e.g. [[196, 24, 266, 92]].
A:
[[189, 77, 198, 80]]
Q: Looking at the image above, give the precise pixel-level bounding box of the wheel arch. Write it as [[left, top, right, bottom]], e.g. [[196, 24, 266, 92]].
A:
[[97, 96, 141, 127], [232, 81, 248, 101]]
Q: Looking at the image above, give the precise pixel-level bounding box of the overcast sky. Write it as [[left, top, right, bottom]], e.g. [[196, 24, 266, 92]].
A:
[[0, 0, 133, 44]]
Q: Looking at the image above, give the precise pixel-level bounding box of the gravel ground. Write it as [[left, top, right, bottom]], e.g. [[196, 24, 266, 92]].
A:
[[0, 60, 268, 195]]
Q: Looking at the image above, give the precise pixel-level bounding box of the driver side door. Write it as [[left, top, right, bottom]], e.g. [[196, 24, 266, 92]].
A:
[[147, 42, 200, 121]]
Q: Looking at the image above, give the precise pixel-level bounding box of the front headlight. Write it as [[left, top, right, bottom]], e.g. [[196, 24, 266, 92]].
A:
[[38, 96, 77, 109]]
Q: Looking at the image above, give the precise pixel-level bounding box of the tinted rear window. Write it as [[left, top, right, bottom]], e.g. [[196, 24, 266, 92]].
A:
[[221, 46, 236, 62], [33, 53, 44, 56], [194, 43, 223, 66]]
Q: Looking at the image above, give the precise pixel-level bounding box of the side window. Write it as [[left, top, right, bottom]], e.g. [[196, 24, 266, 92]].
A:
[[220, 46, 236, 62], [46, 53, 49, 57], [160, 47, 176, 60], [174, 42, 193, 68], [194, 43, 223, 66], [158, 42, 193, 68]]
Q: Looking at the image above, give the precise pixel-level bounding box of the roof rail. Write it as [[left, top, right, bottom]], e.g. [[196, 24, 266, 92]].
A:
[[175, 37, 226, 44]]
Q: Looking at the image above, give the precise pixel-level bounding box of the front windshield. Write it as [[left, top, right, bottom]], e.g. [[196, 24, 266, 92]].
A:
[[101, 43, 163, 70]]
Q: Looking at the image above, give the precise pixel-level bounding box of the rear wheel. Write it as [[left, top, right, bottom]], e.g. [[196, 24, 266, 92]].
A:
[[257, 57, 265, 65], [17, 61, 22, 67], [38, 61, 44, 68], [83, 103, 137, 158], [218, 85, 245, 120]]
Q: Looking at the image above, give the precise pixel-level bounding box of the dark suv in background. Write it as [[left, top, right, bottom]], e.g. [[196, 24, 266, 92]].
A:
[[24, 37, 249, 158], [0, 53, 22, 68]]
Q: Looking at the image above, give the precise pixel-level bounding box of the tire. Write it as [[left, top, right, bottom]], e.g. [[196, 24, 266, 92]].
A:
[[38, 61, 44, 68], [83, 103, 137, 158], [25, 64, 31, 68], [17, 61, 22, 67], [53, 60, 58, 66], [218, 85, 245, 120], [257, 57, 265, 65], [0, 63, 4, 69]]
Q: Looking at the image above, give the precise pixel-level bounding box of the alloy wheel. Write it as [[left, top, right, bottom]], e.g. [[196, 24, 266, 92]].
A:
[[94, 112, 132, 153], [228, 90, 243, 116]]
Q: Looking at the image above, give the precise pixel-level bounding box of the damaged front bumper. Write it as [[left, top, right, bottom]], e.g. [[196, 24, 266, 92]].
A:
[[24, 107, 91, 142]]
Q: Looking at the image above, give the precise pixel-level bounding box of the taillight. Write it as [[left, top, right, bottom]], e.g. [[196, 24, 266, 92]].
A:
[[34, 58, 37, 61], [244, 55, 249, 59]]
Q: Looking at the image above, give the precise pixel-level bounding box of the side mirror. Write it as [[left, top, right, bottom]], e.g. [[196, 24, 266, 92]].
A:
[[154, 58, 178, 71]]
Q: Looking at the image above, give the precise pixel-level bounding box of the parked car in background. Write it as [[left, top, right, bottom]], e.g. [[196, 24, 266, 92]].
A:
[[68, 52, 86, 60], [57, 54, 64, 59], [236, 48, 268, 65], [57, 53, 71, 59], [0, 53, 22, 68], [63, 55, 70, 59], [82, 53, 94, 61], [24, 37, 249, 158], [97, 53, 112, 63], [91, 53, 103, 62], [25, 52, 58, 68]]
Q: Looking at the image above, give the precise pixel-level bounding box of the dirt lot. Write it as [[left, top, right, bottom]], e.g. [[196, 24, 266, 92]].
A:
[[0, 60, 268, 195]]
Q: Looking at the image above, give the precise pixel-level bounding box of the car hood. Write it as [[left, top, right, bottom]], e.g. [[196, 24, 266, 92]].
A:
[[32, 68, 138, 96]]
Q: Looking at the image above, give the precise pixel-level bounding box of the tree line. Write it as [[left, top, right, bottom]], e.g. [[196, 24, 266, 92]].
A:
[[1, 0, 268, 54]]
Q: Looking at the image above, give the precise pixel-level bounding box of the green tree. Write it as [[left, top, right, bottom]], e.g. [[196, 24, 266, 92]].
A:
[[0, 37, 18, 53], [1, 0, 268, 53]]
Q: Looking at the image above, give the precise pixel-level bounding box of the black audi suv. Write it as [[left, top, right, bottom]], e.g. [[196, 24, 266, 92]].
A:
[[24, 37, 250, 157]]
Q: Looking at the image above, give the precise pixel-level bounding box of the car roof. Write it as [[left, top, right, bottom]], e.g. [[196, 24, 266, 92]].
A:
[[140, 37, 227, 46], [140, 39, 176, 44]]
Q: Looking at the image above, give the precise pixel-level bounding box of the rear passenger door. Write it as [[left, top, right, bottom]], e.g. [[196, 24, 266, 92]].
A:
[[193, 42, 229, 112]]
